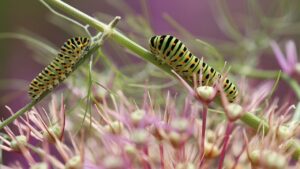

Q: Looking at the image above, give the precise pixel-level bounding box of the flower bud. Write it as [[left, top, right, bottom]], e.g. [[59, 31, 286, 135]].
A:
[[11, 135, 27, 151], [284, 139, 299, 152], [249, 149, 287, 169], [42, 124, 62, 143], [295, 63, 300, 74], [206, 130, 216, 143], [124, 144, 137, 156], [103, 155, 123, 169], [65, 156, 81, 169], [196, 86, 215, 102], [226, 103, 243, 120], [130, 110, 146, 125], [150, 125, 167, 141], [276, 125, 292, 141], [30, 163, 47, 169], [131, 129, 148, 146], [176, 162, 196, 169], [104, 121, 124, 135], [265, 150, 286, 169], [171, 118, 189, 133], [168, 131, 182, 148], [204, 141, 220, 158], [249, 149, 260, 165]]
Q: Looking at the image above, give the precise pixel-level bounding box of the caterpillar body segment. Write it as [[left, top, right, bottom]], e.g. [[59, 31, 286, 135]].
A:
[[28, 37, 90, 100], [149, 35, 238, 102]]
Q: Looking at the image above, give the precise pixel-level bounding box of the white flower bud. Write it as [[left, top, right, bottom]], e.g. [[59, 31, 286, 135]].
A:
[[171, 118, 189, 132], [295, 63, 300, 74], [65, 156, 81, 169], [131, 129, 148, 145], [11, 135, 27, 151], [176, 162, 196, 169], [30, 163, 47, 169], [226, 103, 243, 120], [277, 125, 292, 141], [249, 149, 260, 165], [265, 150, 286, 169], [104, 121, 124, 134], [124, 144, 137, 156], [249, 149, 287, 169], [204, 141, 220, 158], [168, 131, 182, 148], [206, 130, 216, 143], [103, 155, 123, 169], [196, 86, 215, 101], [42, 124, 61, 143], [130, 110, 146, 125]]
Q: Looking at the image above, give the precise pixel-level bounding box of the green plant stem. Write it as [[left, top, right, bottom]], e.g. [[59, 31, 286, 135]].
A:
[[240, 112, 269, 133], [281, 73, 300, 100], [231, 65, 279, 79], [233, 65, 300, 100], [290, 139, 300, 159], [0, 101, 37, 129], [239, 67, 300, 100]]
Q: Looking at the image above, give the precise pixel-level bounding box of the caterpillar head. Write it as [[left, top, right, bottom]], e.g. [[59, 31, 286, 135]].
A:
[[149, 35, 159, 55]]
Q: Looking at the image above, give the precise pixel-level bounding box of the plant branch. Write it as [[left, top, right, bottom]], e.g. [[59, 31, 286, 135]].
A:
[[281, 73, 300, 100], [240, 112, 269, 132]]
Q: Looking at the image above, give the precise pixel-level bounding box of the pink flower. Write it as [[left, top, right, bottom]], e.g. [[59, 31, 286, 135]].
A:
[[271, 40, 298, 75]]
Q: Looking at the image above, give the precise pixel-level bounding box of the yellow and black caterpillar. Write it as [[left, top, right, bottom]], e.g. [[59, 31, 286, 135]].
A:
[[28, 37, 90, 100], [149, 35, 238, 102]]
